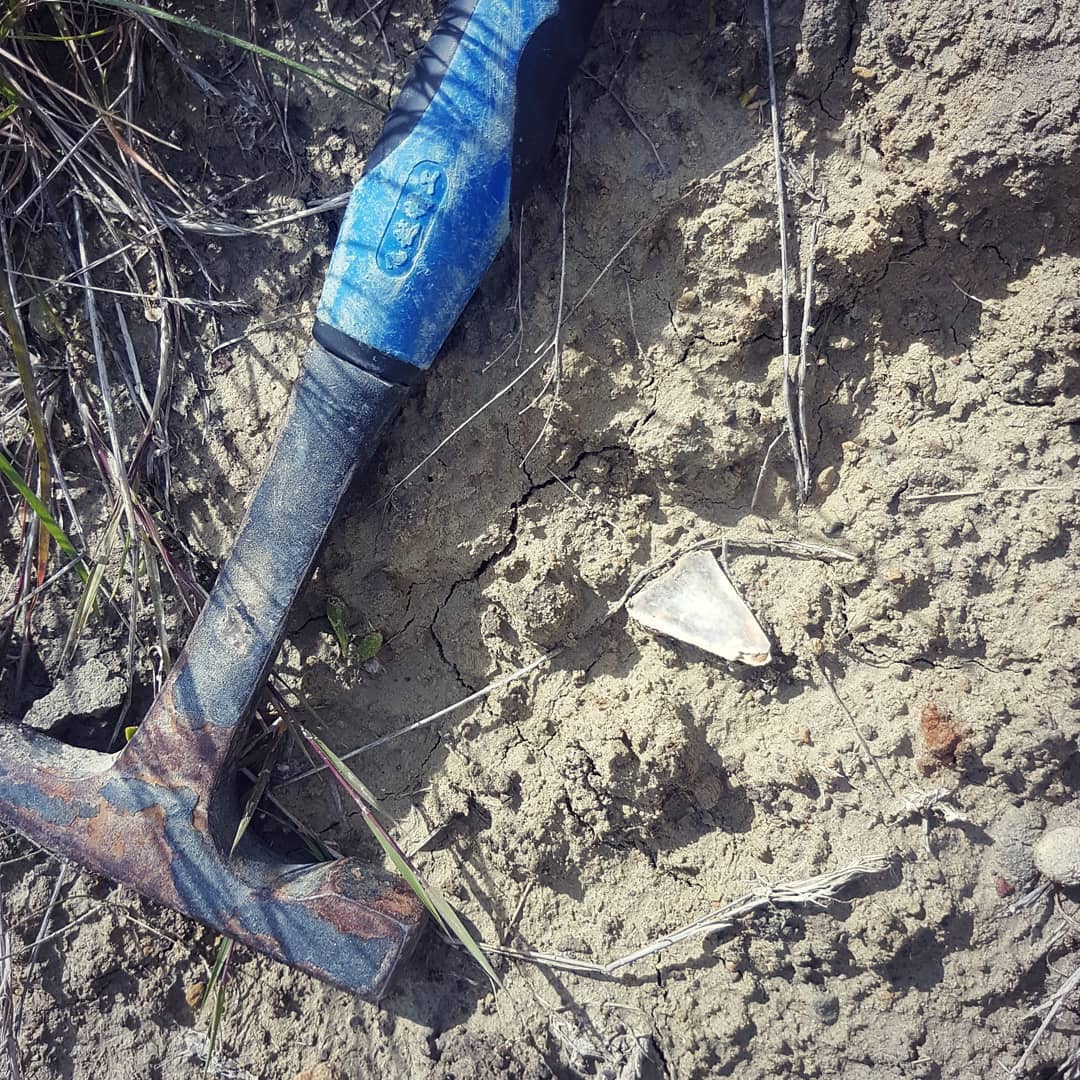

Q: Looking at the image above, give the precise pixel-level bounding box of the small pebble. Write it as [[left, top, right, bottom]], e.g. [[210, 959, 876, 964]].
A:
[[184, 981, 205, 1009], [1033, 826, 1080, 886], [816, 465, 840, 496], [675, 288, 701, 313], [919, 703, 961, 761]]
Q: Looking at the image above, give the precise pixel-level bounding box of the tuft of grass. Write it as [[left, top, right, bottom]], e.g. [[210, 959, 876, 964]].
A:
[[0, 0, 375, 709]]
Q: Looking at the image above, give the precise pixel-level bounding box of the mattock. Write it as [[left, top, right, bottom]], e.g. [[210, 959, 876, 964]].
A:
[[0, 0, 601, 1000]]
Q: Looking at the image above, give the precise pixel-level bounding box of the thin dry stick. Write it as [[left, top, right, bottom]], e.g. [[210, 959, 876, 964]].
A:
[[9, 241, 141, 312], [14, 861, 70, 1035], [580, 68, 664, 172], [483, 212, 526, 373], [816, 659, 894, 796], [278, 649, 559, 787], [521, 91, 573, 465], [381, 218, 649, 502], [762, 0, 808, 498], [0, 907, 102, 966], [751, 431, 785, 511], [904, 485, 1069, 504], [796, 213, 820, 476], [1009, 959, 1080, 1079], [0, 883, 20, 1080], [0, 556, 85, 622], [485, 857, 892, 976]]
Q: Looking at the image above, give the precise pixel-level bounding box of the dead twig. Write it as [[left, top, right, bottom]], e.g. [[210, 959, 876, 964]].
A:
[[904, 485, 1071, 504], [815, 659, 894, 797], [521, 91, 573, 465], [1009, 958, 1080, 1079], [485, 857, 893, 976], [277, 650, 559, 788], [0, 882, 20, 1080], [380, 216, 651, 502], [14, 861, 71, 1035], [761, 0, 808, 498]]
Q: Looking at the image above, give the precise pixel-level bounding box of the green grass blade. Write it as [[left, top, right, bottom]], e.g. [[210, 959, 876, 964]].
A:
[[229, 761, 272, 858], [203, 936, 233, 1072], [0, 275, 53, 581], [302, 730, 502, 989], [92, 0, 386, 114], [0, 450, 86, 580], [353, 630, 383, 663], [325, 594, 350, 660]]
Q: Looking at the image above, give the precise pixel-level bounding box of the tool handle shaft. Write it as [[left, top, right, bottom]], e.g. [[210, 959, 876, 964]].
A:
[[167, 345, 405, 766], [315, 0, 601, 381]]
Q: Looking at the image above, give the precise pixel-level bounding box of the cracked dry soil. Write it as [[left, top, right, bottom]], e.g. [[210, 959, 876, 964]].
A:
[[2, 1, 1078, 1077]]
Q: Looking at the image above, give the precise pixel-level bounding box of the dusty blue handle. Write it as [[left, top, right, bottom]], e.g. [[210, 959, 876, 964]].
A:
[[314, 0, 601, 383]]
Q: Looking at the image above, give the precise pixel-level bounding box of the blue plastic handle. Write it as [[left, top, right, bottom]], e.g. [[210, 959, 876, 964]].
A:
[[315, 0, 601, 384]]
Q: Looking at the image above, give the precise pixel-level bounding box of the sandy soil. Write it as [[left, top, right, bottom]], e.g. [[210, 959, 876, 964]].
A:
[[2, 1, 1078, 1077]]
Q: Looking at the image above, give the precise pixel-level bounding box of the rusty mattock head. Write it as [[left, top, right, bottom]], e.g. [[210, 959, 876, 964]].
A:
[[0, 347, 426, 1000]]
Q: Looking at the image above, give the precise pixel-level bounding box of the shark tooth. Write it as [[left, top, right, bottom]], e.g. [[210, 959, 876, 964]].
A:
[[626, 550, 772, 665]]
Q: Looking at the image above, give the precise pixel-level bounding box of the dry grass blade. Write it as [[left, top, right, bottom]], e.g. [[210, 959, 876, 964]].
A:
[[229, 755, 274, 858], [761, 0, 811, 499], [0, 882, 20, 1080], [301, 729, 502, 990], [60, 506, 119, 665], [92, 0, 387, 113], [486, 857, 893, 976]]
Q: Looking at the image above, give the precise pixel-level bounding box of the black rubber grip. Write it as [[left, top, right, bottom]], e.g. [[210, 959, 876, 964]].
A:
[[362, 0, 602, 204], [510, 1, 603, 203]]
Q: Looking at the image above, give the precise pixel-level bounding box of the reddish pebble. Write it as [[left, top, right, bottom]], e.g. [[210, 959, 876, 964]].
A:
[[919, 703, 962, 760], [994, 875, 1015, 898]]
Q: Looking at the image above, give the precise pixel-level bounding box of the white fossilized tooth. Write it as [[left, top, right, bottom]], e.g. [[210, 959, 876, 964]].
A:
[[626, 550, 772, 665]]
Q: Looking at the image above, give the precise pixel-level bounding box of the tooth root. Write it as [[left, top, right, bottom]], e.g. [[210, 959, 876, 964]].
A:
[[626, 550, 772, 665]]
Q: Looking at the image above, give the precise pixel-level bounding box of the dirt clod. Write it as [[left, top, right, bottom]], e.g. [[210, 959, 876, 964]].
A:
[[918, 703, 963, 761], [183, 982, 205, 1010], [1033, 826, 1080, 887]]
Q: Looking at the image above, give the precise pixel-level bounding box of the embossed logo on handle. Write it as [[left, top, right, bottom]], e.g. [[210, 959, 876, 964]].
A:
[[377, 161, 447, 276]]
